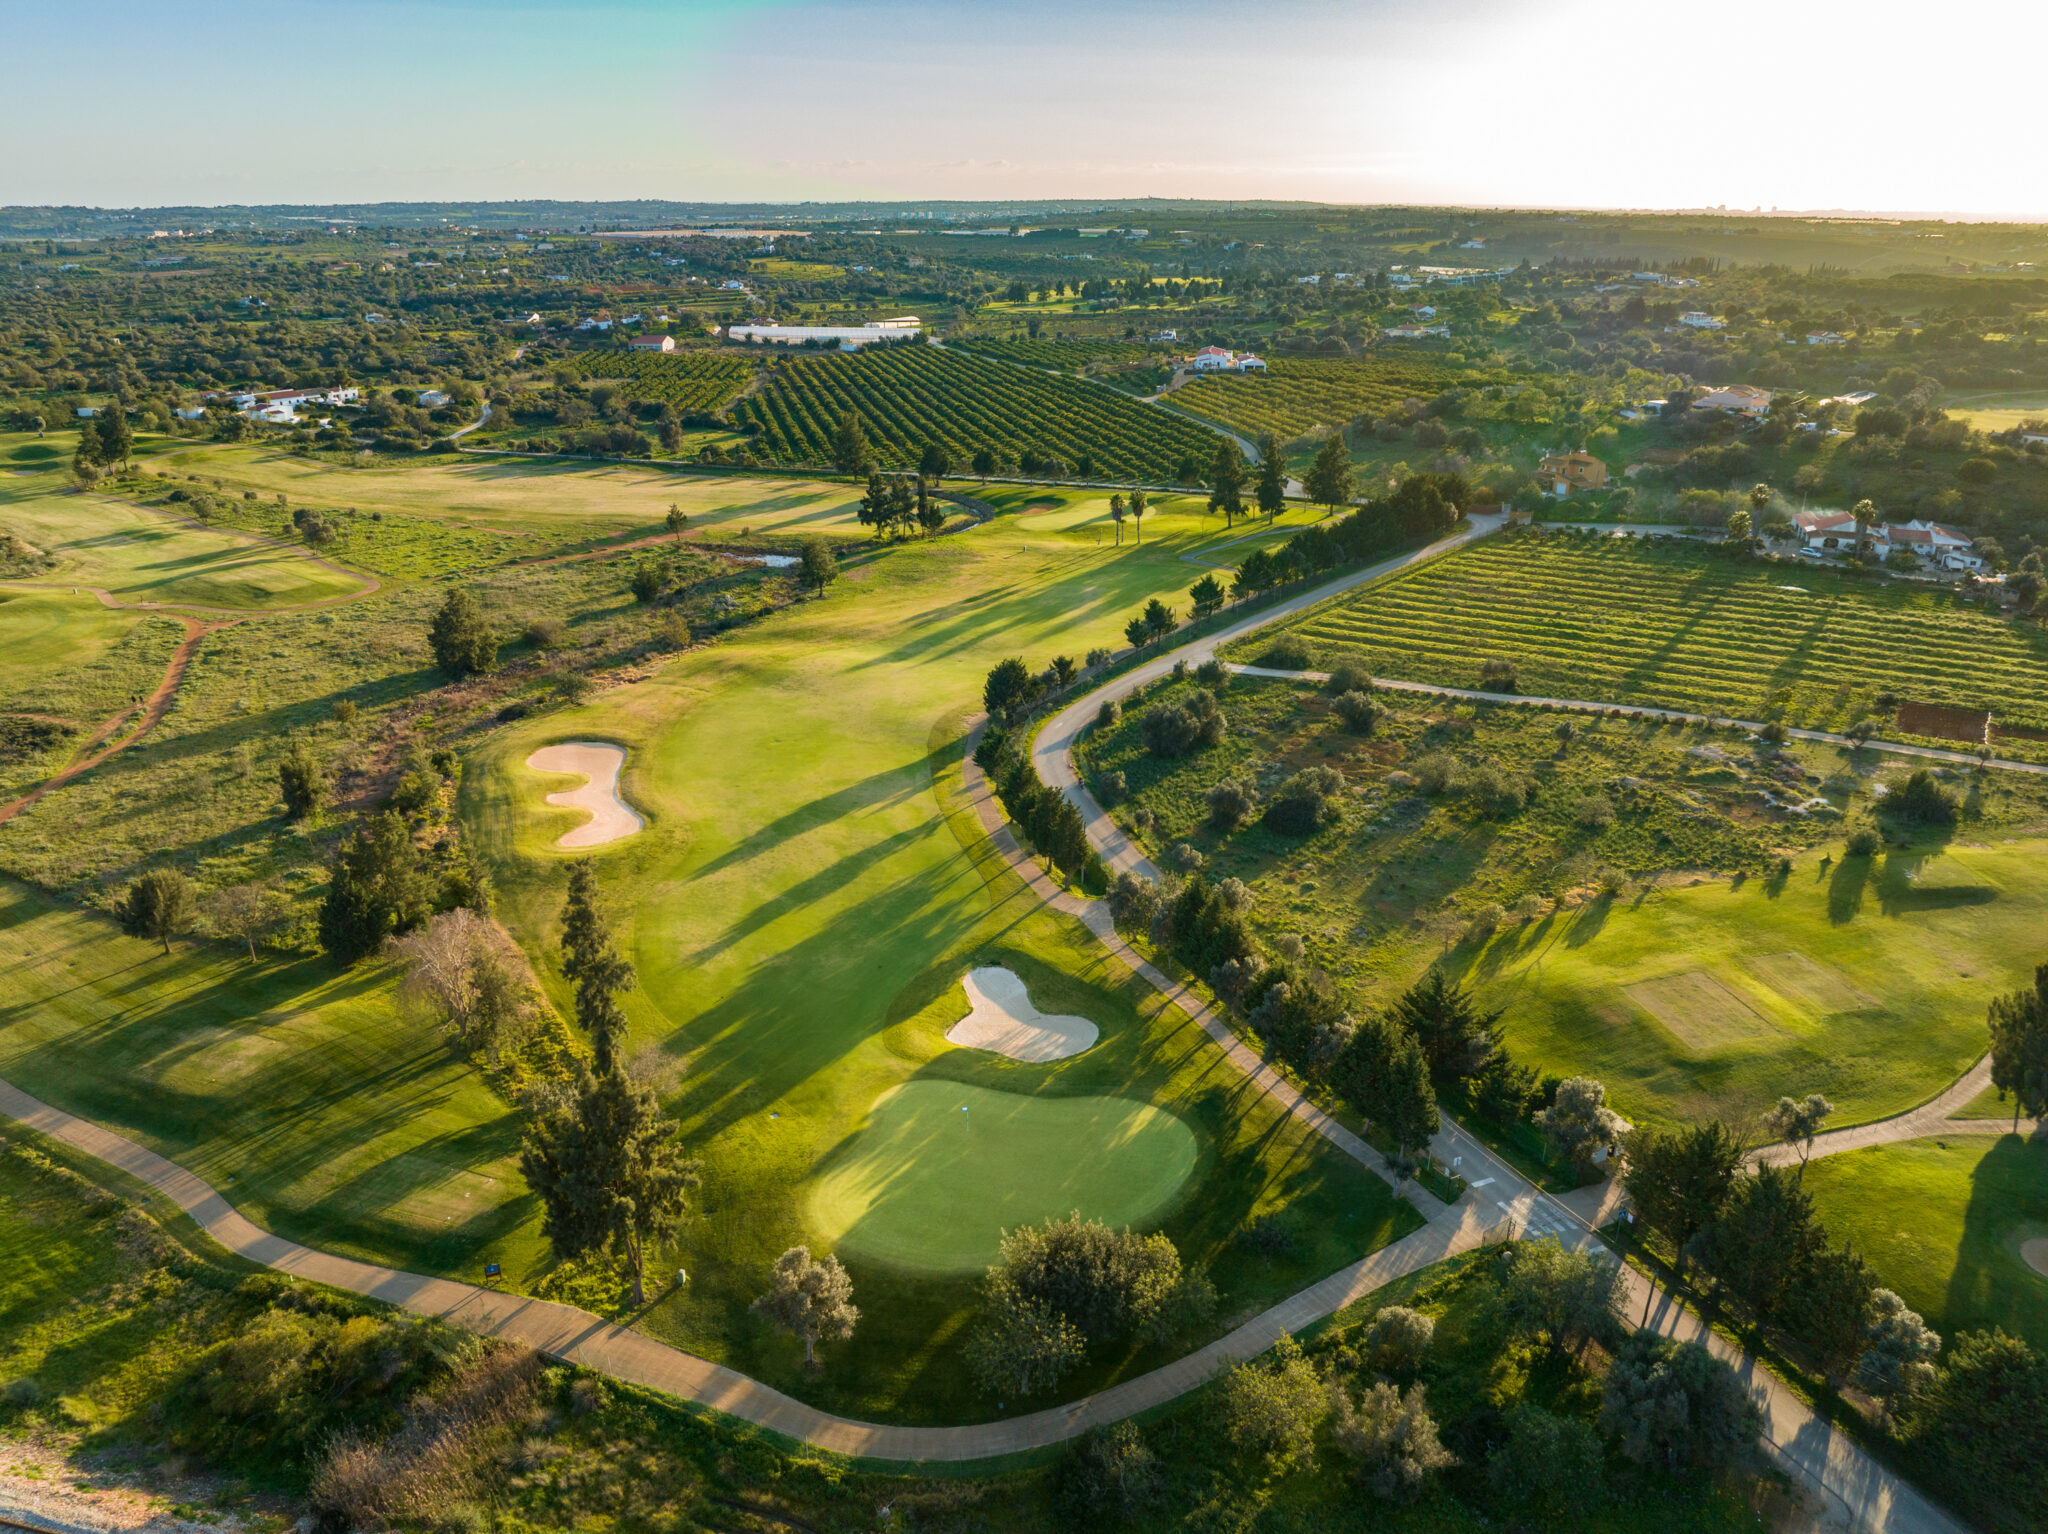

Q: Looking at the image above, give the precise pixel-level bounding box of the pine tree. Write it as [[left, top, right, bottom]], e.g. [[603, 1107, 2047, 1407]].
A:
[[1255, 434, 1287, 522], [318, 811, 432, 962], [118, 868, 194, 954], [1305, 433, 1355, 514], [427, 588, 497, 679], [1989, 963, 2048, 1131], [560, 859, 635, 1073], [831, 411, 873, 477], [1208, 438, 1245, 525], [95, 406, 134, 467], [519, 1064, 701, 1304]]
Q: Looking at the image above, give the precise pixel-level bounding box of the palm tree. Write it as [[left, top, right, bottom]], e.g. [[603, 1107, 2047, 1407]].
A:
[[1109, 492, 1126, 546]]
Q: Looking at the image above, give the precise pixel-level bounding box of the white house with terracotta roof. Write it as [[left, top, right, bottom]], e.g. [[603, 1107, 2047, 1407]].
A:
[[628, 333, 675, 352], [1191, 345, 1237, 372], [1791, 510, 1981, 570]]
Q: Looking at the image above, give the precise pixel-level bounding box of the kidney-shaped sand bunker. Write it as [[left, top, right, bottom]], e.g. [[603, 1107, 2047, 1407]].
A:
[[946, 966, 1099, 1061], [526, 741, 644, 848]]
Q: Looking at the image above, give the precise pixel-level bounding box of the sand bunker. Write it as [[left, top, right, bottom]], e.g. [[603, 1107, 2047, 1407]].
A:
[[946, 967, 1099, 1061], [2025, 1239, 2048, 1279], [526, 741, 643, 848]]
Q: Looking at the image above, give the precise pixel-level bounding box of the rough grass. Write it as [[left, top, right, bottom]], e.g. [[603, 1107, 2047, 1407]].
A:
[[1256, 530, 2048, 734], [0, 592, 179, 797], [1802, 1134, 2048, 1351]]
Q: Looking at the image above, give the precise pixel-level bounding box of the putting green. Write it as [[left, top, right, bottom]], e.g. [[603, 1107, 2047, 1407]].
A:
[[808, 1081, 1199, 1272]]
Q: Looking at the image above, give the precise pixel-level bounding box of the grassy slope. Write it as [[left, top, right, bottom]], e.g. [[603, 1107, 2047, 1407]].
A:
[[464, 491, 1414, 1422], [0, 480, 363, 609], [1803, 1134, 2048, 1350]]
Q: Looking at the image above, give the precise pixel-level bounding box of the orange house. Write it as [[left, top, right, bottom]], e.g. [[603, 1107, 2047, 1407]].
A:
[[1536, 450, 1609, 497]]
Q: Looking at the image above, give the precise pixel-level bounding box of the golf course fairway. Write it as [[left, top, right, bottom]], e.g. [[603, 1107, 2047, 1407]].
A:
[[809, 1080, 1199, 1272]]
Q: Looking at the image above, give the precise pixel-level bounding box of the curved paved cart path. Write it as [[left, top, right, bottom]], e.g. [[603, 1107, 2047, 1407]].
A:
[[1753, 1055, 2039, 1171]]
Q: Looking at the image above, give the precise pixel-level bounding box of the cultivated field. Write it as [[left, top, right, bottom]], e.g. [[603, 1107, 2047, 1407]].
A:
[[947, 336, 1154, 370], [732, 343, 1220, 479], [1170, 356, 1472, 440], [1804, 1134, 2048, 1351], [566, 348, 754, 413], [1268, 531, 2048, 733]]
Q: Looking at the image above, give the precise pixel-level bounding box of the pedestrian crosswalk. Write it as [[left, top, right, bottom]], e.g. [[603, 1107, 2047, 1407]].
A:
[[1494, 1194, 1577, 1242]]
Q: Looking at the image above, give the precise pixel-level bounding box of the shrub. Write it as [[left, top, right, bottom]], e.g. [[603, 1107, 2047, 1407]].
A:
[[1097, 769, 1127, 806], [1194, 658, 1227, 687], [1332, 690, 1381, 733], [1324, 660, 1373, 694], [1165, 841, 1206, 873], [1845, 825, 1883, 856], [1602, 1332, 1761, 1473], [1889, 768, 1957, 825], [1210, 1334, 1325, 1467], [1574, 792, 1615, 828], [1331, 1380, 1456, 1499], [1362, 1306, 1435, 1373], [523, 617, 565, 650], [1467, 762, 1532, 818], [1478, 656, 1518, 691], [1207, 779, 1259, 830], [1258, 634, 1313, 670], [1264, 765, 1344, 834], [1466, 902, 1506, 939], [1759, 720, 1788, 745], [1094, 698, 1120, 731], [1106, 871, 1163, 938], [1409, 752, 1460, 795], [2, 1377, 39, 1408], [1140, 690, 1225, 757], [1053, 1423, 1161, 1526]]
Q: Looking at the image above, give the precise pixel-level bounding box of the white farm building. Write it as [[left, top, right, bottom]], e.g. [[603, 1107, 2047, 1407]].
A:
[[726, 317, 922, 350]]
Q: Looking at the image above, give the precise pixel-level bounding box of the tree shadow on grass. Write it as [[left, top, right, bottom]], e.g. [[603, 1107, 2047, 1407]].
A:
[[1561, 893, 1616, 950], [1873, 847, 1995, 917], [1944, 1133, 2048, 1352], [682, 757, 932, 884], [1827, 854, 1871, 924]]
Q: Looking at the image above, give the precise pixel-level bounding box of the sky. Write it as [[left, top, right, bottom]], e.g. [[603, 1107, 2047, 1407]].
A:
[[4, 0, 2044, 216]]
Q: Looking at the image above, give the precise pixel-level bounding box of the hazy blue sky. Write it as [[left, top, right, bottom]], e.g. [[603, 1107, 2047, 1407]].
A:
[[4, 0, 2039, 214]]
